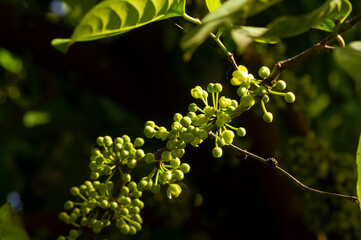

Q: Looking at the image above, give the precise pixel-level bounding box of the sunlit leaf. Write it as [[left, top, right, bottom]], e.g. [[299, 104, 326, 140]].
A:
[[262, 0, 352, 38], [52, 0, 186, 52], [205, 0, 222, 13], [333, 41, 361, 90], [0, 203, 30, 240], [181, 0, 280, 60], [230, 26, 280, 53], [357, 133, 361, 210]]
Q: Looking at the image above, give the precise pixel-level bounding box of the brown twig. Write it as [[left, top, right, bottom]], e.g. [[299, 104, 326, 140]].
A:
[[265, 12, 361, 85], [208, 131, 359, 204]]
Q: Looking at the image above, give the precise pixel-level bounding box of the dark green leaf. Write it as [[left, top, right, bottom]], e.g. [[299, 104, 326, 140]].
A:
[[52, 0, 186, 52], [0, 203, 30, 240], [357, 133, 361, 210], [262, 0, 352, 38], [181, 0, 280, 60], [333, 41, 361, 90], [205, 0, 222, 13]]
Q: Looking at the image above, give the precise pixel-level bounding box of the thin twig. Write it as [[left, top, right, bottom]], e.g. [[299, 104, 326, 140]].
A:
[[266, 12, 361, 85], [209, 132, 359, 203]]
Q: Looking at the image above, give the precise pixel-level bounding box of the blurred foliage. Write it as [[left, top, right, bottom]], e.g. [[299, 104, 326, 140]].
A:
[[0, 0, 360, 240]]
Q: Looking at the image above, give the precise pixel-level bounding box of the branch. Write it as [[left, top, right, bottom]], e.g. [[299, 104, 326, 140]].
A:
[[266, 12, 361, 85], [209, 132, 360, 204]]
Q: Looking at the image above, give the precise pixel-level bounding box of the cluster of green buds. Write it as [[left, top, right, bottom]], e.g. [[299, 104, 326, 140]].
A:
[[231, 65, 296, 123], [58, 64, 296, 239], [58, 135, 146, 239], [189, 83, 247, 158]]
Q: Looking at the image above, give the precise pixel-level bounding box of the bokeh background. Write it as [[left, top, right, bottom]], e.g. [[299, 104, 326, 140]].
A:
[[0, 0, 361, 239]]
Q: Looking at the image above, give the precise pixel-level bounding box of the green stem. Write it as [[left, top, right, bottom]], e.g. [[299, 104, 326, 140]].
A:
[[182, 13, 232, 57], [269, 91, 286, 96], [212, 92, 216, 109], [215, 92, 219, 110], [225, 123, 237, 131], [260, 100, 267, 114]]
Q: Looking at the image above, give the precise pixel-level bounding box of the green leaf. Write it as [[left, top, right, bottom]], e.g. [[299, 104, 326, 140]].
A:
[[333, 41, 361, 90], [205, 0, 222, 13], [23, 111, 51, 128], [357, 133, 361, 210], [313, 0, 352, 32], [181, 0, 280, 60], [230, 26, 280, 53], [0, 203, 30, 240], [262, 0, 352, 39], [52, 0, 186, 52]]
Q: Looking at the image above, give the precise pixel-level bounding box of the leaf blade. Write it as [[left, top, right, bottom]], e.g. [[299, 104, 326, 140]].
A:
[[52, 0, 186, 52], [357, 133, 361, 210], [205, 0, 222, 13], [262, 0, 352, 39], [313, 0, 352, 32], [333, 41, 361, 90], [0, 203, 31, 240], [181, 0, 280, 60]]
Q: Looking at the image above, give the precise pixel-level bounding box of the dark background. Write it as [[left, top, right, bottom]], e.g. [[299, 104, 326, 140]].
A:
[[0, 0, 361, 239]]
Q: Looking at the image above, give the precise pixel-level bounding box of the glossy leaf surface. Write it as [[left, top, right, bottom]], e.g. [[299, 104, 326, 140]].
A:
[[52, 0, 186, 52]]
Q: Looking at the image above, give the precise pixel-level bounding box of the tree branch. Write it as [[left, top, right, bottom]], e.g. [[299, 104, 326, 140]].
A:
[[265, 12, 361, 85], [209, 132, 360, 204]]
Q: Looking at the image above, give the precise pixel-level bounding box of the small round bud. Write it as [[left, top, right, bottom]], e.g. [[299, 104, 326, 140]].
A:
[[230, 77, 242, 86], [284, 92, 296, 103], [173, 113, 183, 122], [64, 200, 74, 210], [127, 159, 137, 169], [221, 130, 234, 145], [110, 201, 118, 210], [144, 126, 155, 138], [161, 151, 172, 162], [262, 95, 270, 103], [134, 137, 145, 147], [122, 173, 131, 183], [145, 120, 155, 128], [137, 179, 149, 191], [258, 66, 270, 78], [70, 187, 80, 196], [213, 83, 222, 93], [144, 153, 155, 164], [104, 136, 113, 148], [96, 136, 104, 147], [237, 65, 248, 73], [90, 172, 100, 180], [256, 86, 267, 96], [237, 87, 248, 97], [180, 163, 191, 173], [180, 116, 192, 127], [212, 147, 223, 158], [241, 95, 255, 108], [207, 83, 214, 93], [236, 127, 246, 137], [275, 80, 287, 91], [170, 157, 181, 168], [263, 112, 273, 123], [188, 103, 198, 112]]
